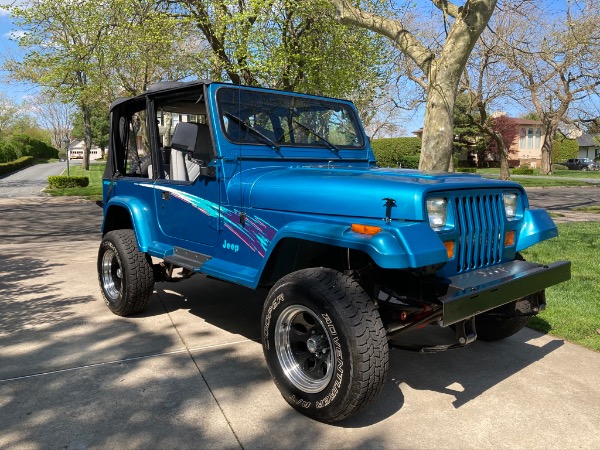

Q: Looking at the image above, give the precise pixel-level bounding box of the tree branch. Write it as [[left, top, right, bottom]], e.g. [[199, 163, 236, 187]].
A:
[[329, 0, 434, 74]]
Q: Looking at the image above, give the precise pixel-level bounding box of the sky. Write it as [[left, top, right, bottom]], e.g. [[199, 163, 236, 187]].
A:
[[0, 0, 576, 136]]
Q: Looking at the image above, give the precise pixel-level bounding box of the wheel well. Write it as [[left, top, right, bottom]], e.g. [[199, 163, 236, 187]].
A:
[[103, 205, 133, 235], [259, 238, 373, 286]]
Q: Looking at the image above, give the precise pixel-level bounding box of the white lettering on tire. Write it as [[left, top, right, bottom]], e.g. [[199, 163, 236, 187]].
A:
[[263, 293, 284, 349], [316, 314, 343, 409]]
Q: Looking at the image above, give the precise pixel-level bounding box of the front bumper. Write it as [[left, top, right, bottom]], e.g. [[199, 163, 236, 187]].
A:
[[439, 260, 571, 326]]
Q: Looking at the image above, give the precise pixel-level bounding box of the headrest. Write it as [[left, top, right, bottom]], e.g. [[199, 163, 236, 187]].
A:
[[171, 122, 206, 153]]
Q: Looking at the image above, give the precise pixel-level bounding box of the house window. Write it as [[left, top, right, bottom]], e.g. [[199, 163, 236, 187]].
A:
[[528, 128, 534, 149], [520, 128, 526, 148], [535, 128, 542, 149]]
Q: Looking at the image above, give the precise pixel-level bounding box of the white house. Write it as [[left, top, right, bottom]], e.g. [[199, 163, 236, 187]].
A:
[[68, 139, 103, 160]]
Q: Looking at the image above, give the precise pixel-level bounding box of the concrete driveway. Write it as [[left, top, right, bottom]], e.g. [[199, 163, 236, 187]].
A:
[[1, 197, 599, 449]]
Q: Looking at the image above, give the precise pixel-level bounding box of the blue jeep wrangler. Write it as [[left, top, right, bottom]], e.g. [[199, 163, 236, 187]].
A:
[[98, 81, 570, 422]]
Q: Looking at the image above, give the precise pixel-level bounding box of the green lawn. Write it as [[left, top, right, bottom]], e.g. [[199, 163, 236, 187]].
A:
[[573, 206, 600, 213], [45, 162, 105, 200], [474, 167, 599, 187], [521, 221, 600, 351]]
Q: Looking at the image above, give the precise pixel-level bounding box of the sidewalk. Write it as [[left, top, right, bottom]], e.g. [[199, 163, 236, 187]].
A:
[[1, 197, 600, 449]]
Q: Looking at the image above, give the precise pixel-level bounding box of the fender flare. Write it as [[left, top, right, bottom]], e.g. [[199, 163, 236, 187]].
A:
[[516, 209, 559, 252], [257, 220, 448, 275], [102, 196, 155, 252]]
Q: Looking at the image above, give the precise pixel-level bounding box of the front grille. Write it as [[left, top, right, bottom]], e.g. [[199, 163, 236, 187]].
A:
[[454, 194, 505, 273]]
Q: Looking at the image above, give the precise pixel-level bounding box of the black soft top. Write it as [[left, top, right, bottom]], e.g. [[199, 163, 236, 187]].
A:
[[109, 80, 213, 112]]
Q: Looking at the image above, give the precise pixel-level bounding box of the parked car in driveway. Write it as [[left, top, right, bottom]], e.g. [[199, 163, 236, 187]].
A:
[[564, 158, 600, 171]]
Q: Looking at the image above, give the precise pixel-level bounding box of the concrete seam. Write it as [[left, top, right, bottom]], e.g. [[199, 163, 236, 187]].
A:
[[0, 348, 189, 383], [0, 339, 258, 384]]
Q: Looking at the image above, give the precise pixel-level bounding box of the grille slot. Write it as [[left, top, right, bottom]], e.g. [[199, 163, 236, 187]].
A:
[[454, 194, 504, 273]]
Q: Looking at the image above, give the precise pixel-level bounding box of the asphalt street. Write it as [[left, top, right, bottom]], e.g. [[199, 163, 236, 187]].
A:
[[0, 193, 599, 448], [0, 161, 67, 198]]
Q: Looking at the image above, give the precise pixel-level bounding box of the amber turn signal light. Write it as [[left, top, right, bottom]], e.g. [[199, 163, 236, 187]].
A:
[[504, 230, 515, 247], [351, 224, 382, 235], [444, 241, 455, 259]]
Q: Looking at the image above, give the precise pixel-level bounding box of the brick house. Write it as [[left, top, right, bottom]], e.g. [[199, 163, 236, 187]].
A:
[[509, 118, 546, 168]]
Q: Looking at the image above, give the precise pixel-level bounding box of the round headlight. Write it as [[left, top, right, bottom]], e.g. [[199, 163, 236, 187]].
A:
[[503, 193, 518, 219], [427, 198, 448, 229]]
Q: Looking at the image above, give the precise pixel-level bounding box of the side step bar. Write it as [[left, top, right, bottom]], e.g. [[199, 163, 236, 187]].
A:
[[164, 247, 211, 271]]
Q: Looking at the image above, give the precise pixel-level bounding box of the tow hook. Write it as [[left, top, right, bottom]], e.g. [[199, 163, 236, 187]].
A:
[[388, 317, 478, 353], [455, 317, 477, 346]]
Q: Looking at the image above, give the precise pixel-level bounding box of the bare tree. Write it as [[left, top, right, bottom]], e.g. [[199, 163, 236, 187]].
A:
[[459, 12, 522, 180], [330, 0, 498, 171], [501, 1, 600, 174], [26, 93, 74, 149]]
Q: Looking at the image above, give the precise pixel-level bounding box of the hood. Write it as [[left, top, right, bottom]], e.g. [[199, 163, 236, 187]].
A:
[[241, 166, 523, 221]]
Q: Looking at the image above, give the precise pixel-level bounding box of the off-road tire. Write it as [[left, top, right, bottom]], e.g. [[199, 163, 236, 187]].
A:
[[475, 311, 531, 342], [261, 268, 389, 423], [98, 229, 154, 316]]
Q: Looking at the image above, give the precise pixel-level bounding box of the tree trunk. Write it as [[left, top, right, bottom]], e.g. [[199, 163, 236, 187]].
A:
[[420, 68, 456, 172], [163, 112, 173, 147], [329, 0, 498, 173], [82, 103, 92, 171], [540, 124, 554, 175]]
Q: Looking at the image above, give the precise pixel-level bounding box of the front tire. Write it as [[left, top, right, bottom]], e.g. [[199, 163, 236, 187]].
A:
[[261, 268, 388, 423], [475, 294, 536, 342], [97, 229, 154, 316]]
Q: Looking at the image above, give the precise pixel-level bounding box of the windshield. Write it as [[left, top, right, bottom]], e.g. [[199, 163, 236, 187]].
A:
[[216, 87, 365, 149]]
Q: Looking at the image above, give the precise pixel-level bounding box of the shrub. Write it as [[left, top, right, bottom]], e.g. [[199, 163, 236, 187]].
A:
[[456, 168, 477, 173], [0, 156, 34, 176], [47, 176, 89, 188], [552, 138, 578, 162], [553, 163, 568, 171], [0, 135, 59, 163], [512, 165, 534, 175], [371, 137, 421, 168], [0, 139, 22, 163]]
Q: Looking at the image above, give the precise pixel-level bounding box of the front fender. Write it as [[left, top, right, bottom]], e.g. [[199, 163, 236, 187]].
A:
[[103, 196, 154, 252], [516, 209, 559, 252], [263, 220, 448, 271]]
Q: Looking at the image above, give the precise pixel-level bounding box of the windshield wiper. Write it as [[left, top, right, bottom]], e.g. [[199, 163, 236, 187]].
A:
[[224, 112, 281, 155], [292, 119, 341, 158]]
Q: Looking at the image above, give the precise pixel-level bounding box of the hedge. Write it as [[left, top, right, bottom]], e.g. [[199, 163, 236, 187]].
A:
[[0, 156, 34, 176], [371, 137, 421, 168], [552, 138, 579, 162], [512, 166, 534, 175], [0, 135, 59, 164], [47, 176, 90, 188], [456, 168, 477, 173]]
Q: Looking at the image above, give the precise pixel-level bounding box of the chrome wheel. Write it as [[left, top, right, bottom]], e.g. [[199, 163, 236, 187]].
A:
[[274, 305, 333, 393], [101, 248, 122, 301]]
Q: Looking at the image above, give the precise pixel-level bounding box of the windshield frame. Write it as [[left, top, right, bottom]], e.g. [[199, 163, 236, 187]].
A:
[[215, 86, 366, 151]]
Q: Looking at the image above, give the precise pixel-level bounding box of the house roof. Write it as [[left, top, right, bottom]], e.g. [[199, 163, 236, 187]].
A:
[[512, 118, 543, 125], [576, 134, 600, 147]]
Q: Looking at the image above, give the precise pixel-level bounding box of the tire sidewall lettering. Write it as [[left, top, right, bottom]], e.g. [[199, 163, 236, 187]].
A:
[[263, 292, 284, 350], [263, 285, 349, 415]]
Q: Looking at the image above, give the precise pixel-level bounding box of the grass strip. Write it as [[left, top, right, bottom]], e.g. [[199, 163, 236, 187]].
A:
[[522, 221, 600, 351], [44, 163, 104, 201]]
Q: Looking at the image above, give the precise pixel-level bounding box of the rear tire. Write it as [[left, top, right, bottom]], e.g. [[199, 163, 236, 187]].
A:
[[98, 229, 154, 316], [261, 268, 388, 423]]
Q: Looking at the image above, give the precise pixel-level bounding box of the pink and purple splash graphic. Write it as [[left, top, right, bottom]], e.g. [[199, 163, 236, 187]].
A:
[[139, 184, 277, 257]]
